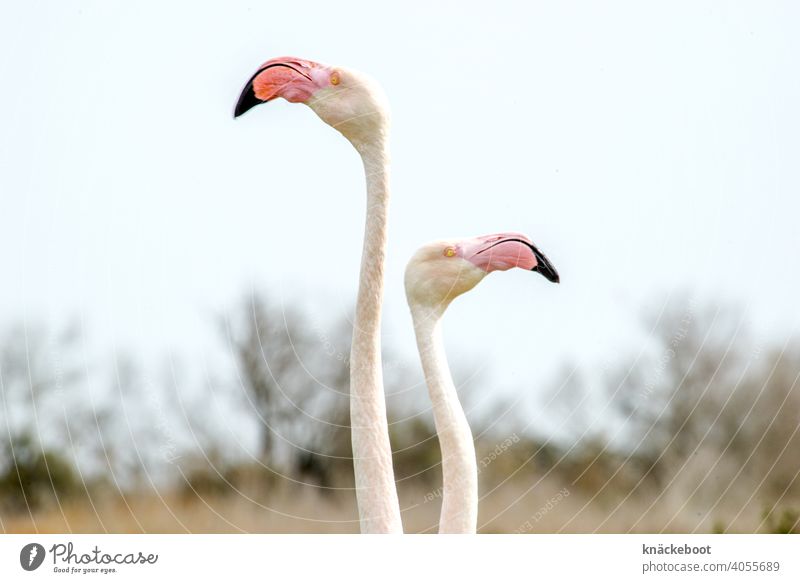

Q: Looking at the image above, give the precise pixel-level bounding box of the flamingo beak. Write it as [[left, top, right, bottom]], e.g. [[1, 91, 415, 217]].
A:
[[234, 76, 266, 118], [528, 244, 560, 283], [463, 233, 560, 283], [234, 56, 329, 118]]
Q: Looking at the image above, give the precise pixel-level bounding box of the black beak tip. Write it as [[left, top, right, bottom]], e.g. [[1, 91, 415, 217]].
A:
[[527, 243, 560, 284], [233, 83, 264, 119], [534, 265, 560, 284]]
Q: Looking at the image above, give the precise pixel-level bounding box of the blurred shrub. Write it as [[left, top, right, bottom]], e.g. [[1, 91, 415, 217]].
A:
[[762, 506, 799, 534], [0, 432, 81, 513]]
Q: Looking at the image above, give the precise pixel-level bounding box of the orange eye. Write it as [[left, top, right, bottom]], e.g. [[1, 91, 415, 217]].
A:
[[330, 72, 340, 85], [444, 247, 456, 257]]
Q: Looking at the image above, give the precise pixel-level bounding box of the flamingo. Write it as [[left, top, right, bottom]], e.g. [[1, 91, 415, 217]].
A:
[[404, 233, 559, 533], [234, 57, 402, 533]]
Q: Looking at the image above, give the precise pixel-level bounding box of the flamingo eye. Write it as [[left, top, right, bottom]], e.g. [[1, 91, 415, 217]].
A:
[[330, 71, 340, 85], [444, 247, 456, 258]]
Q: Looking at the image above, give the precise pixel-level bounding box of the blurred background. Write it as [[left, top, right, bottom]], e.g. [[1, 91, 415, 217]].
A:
[[0, 1, 798, 533]]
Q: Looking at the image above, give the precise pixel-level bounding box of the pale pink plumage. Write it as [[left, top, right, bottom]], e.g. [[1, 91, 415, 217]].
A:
[[235, 57, 402, 534], [405, 233, 558, 533]]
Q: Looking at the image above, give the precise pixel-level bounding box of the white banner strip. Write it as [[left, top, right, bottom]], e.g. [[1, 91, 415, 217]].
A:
[[0, 534, 797, 582]]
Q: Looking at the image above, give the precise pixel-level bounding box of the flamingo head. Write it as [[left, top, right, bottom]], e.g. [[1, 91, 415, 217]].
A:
[[234, 56, 389, 146], [404, 232, 559, 312]]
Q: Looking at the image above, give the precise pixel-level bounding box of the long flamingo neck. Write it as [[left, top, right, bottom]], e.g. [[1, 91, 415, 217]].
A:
[[350, 136, 402, 533], [410, 304, 478, 533]]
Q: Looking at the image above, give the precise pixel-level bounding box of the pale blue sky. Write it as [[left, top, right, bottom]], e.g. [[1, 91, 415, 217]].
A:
[[1, 1, 798, 428]]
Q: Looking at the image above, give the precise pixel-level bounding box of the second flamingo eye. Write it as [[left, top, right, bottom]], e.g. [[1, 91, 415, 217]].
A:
[[444, 247, 456, 257]]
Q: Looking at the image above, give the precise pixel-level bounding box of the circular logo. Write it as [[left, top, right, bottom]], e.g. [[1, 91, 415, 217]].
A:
[[19, 543, 46, 571]]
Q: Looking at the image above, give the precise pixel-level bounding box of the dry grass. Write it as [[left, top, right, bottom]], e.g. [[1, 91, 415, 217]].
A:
[[2, 475, 774, 534]]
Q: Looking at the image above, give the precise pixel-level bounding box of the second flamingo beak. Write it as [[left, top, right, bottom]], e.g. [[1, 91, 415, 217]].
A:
[[462, 233, 560, 283], [234, 56, 331, 118]]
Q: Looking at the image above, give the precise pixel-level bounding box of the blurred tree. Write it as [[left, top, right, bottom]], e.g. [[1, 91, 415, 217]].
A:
[[578, 297, 800, 529], [0, 323, 83, 512], [223, 293, 356, 492], [0, 433, 80, 513]]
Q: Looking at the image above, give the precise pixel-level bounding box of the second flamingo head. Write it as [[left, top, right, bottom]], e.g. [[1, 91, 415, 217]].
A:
[[404, 232, 559, 312]]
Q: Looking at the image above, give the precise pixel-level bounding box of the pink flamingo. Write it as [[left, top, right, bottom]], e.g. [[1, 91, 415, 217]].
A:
[[234, 57, 402, 533], [404, 233, 559, 533]]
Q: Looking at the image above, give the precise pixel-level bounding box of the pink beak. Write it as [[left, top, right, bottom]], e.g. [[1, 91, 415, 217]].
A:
[[234, 56, 331, 118], [461, 232, 560, 283]]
